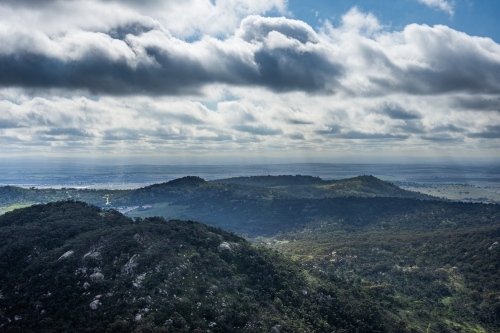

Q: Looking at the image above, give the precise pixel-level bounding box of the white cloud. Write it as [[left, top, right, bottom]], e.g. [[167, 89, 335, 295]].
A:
[[338, 7, 382, 36], [0, 0, 287, 38], [417, 0, 454, 16], [0, 4, 500, 161], [3, 9, 500, 97], [1, 86, 499, 159]]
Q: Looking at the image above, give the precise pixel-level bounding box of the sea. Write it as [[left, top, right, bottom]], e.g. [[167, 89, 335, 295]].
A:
[[1, 162, 499, 189]]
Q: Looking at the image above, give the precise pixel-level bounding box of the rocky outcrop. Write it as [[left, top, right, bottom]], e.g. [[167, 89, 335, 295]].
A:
[[217, 242, 232, 252]]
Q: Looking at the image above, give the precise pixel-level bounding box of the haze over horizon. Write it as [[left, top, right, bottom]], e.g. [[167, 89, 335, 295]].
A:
[[1, 0, 499, 163]]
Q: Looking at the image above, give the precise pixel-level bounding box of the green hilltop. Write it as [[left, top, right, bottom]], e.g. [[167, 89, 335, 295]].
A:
[[213, 175, 431, 199]]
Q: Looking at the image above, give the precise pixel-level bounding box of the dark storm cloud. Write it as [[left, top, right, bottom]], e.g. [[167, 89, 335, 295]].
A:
[[253, 48, 341, 93], [400, 65, 500, 95], [287, 119, 314, 125], [37, 128, 93, 137], [0, 17, 344, 95], [197, 134, 234, 142], [452, 96, 500, 111], [0, 119, 22, 129], [0, 0, 56, 7], [0, 50, 210, 95], [108, 23, 158, 41], [432, 124, 466, 133], [238, 15, 318, 44], [288, 133, 305, 140], [467, 126, 500, 139], [396, 121, 426, 134], [383, 104, 421, 120], [0, 135, 24, 143], [421, 134, 462, 142]]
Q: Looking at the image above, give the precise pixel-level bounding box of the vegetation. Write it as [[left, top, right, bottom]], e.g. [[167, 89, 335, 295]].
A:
[[1, 176, 439, 237], [0, 175, 432, 215], [214, 175, 433, 200], [0, 201, 398, 333], [1, 175, 499, 332], [265, 209, 500, 332]]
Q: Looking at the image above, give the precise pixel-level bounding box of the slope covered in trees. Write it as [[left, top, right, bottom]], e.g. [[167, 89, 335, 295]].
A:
[[1, 176, 499, 332], [0, 175, 432, 212], [213, 175, 432, 200], [0, 201, 401, 333], [0, 176, 439, 236], [265, 206, 500, 332]]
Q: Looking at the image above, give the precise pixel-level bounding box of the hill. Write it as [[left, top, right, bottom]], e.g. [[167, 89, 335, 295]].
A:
[[127, 193, 500, 236], [0, 201, 399, 333], [263, 204, 500, 332], [213, 175, 432, 200], [0, 175, 432, 210], [1, 178, 499, 332], [0, 175, 437, 236], [213, 175, 325, 187]]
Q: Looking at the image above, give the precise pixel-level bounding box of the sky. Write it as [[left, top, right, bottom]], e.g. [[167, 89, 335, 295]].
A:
[[0, 0, 499, 164]]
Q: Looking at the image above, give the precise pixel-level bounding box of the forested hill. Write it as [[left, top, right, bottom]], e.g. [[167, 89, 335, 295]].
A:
[[213, 175, 325, 187], [0, 175, 431, 210], [0, 175, 494, 237], [212, 175, 432, 199], [0, 201, 401, 333]]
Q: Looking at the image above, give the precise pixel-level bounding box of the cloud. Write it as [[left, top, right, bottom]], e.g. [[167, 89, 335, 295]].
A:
[[382, 103, 421, 120], [1, 6, 500, 160], [338, 131, 409, 140], [416, 0, 454, 16], [453, 96, 500, 111], [0, 16, 344, 95], [339, 7, 381, 36], [1, 6, 500, 97], [395, 121, 426, 134], [287, 119, 314, 125], [432, 124, 466, 133], [331, 22, 500, 96], [37, 128, 93, 137], [0, 0, 287, 38], [0, 0, 55, 7], [1, 91, 499, 160], [468, 126, 500, 139], [420, 134, 462, 142], [315, 125, 342, 135], [288, 133, 305, 140], [233, 124, 283, 136], [0, 119, 22, 129]]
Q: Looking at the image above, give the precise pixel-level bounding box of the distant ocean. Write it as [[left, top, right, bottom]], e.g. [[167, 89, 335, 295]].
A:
[[1, 163, 499, 189]]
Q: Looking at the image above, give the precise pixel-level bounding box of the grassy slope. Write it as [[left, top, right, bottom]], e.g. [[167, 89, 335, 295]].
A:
[[0, 203, 33, 215]]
